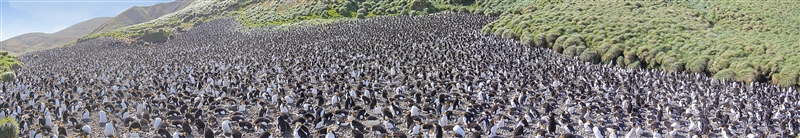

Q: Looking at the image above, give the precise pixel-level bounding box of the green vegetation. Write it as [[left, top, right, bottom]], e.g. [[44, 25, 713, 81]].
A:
[[483, 1, 800, 86], [0, 51, 21, 76], [1, 72, 16, 82], [73, 0, 800, 87], [0, 117, 19, 138], [76, 0, 238, 44]]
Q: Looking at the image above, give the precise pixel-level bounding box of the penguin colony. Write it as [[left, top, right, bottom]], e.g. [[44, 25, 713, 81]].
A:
[[2, 13, 799, 138]]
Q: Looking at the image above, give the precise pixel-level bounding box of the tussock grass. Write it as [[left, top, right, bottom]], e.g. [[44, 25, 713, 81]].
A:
[[0, 117, 19, 138], [0, 51, 21, 76]]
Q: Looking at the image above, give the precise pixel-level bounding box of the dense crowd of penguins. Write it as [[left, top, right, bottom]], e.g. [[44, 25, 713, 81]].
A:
[[2, 13, 799, 138]]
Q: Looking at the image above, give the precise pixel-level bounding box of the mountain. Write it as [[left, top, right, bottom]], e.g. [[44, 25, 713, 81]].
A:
[[0, 17, 112, 55], [89, 0, 193, 34]]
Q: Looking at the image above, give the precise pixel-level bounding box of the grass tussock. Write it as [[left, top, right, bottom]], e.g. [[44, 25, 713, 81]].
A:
[[0, 51, 21, 76], [0, 117, 19, 138]]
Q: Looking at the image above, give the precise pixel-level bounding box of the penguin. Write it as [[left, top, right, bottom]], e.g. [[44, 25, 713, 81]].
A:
[[99, 110, 108, 125], [203, 126, 214, 138], [194, 119, 206, 132], [350, 119, 366, 132], [57, 122, 67, 137], [431, 124, 444, 138], [129, 131, 141, 138], [104, 120, 115, 137], [293, 122, 310, 138], [513, 123, 524, 136], [258, 129, 273, 138], [231, 115, 246, 123], [68, 117, 79, 127], [453, 125, 465, 138], [312, 117, 325, 129], [221, 120, 233, 135], [129, 120, 142, 132], [278, 116, 291, 134], [325, 127, 336, 138], [351, 128, 364, 138], [409, 121, 421, 135], [232, 129, 243, 138], [172, 131, 187, 138], [382, 108, 394, 119], [384, 116, 396, 130], [153, 118, 163, 130], [181, 121, 193, 135], [367, 125, 386, 137], [82, 109, 90, 121], [157, 127, 171, 138], [548, 114, 557, 134]]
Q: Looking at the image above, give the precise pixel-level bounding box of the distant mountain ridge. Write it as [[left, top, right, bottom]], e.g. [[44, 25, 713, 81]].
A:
[[0, 17, 112, 55], [89, 0, 194, 34]]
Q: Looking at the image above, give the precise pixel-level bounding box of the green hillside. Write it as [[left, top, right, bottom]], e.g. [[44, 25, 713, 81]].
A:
[[89, 0, 194, 34], [76, 0, 800, 87]]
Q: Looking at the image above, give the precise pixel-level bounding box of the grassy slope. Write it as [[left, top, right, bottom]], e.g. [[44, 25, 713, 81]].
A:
[[88, 1, 194, 34], [75, 0, 800, 87], [0, 17, 112, 55]]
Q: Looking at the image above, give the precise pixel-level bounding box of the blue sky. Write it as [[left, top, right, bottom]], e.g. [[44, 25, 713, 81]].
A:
[[0, 0, 171, 41]]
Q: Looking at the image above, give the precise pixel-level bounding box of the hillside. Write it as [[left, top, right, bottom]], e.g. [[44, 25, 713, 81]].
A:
[[75, 0, 800, 87], [0, 17, 111, 55], [88, 0, 194, 34]]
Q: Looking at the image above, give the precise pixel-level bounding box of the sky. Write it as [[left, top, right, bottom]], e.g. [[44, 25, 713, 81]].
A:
[[0, 0, 172, 41]]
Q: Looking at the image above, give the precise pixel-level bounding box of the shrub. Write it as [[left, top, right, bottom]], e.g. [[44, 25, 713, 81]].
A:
[[0, 117, 19, 138], [520, 33, 534, 46], [357, 8, 367, 15], [737, 68, 761, 83], [665, 61, 685, 73], [9, 63, 21, 70], [546, 30, 562, 46], [409, 0, 432, 11], [493, 28, 505, 38], [357, 13, 365, 19], [535, 33, 547, 47], [457, 7, 467, 13], [627, 61, 641, 69], [1, 72, 14, 82], [714, 69, 737, 81], [579, 49, 600, 63], [472, 8, 484, 15], [616, 56, 625, 66], [501, 29, 516, 39], [687, 57, 709, 73], [0, 52, 6, 56], [562, 35, 585, 48], [33, 55, 39, 59], [709, 58, 731, 73], [552, 35, 568, 53], [623, 49, 638, 65], [773, 68, 798, 87], [337, 7, 350, 17], [595, 43, 611, 56], [601, 45, 623, 63], [373, 7, 385, 14], [563, 46, 578, 57]]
